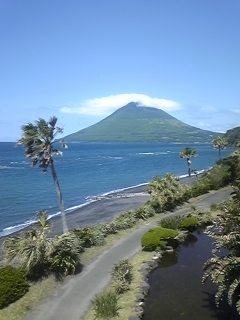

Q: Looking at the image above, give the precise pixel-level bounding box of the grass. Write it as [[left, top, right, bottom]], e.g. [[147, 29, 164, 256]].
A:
[[0, 275, 58, 320], [84, 251, 153, 320], [0, 187, 230, 320]]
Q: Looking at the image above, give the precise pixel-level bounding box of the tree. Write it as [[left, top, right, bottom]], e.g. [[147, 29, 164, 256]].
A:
[[212, 136, 228, 158], [3, 210, 82, 278], [203, 188, 240, 315], [4, 210, 55, 276], [17, 116, 68, 233], [179, 147, 197, 177]]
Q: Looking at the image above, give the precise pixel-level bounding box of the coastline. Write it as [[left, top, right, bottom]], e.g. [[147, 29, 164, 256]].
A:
[[0, 174, 198, 239]]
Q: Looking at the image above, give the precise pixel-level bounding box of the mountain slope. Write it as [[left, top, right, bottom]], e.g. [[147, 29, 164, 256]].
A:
[[224, 126, 240, 145], [63, 102, 219, 143]]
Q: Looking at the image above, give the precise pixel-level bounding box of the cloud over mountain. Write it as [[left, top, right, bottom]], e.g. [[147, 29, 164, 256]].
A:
[[60, 93, 182, 116]]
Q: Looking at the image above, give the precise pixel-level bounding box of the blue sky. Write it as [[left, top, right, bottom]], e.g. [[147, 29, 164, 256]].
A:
[[0, 0, 239, 141]]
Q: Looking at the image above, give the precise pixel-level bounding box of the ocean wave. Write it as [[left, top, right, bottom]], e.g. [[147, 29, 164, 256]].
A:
[[137, 152, 171, 155], [0, 169, 209, 237]]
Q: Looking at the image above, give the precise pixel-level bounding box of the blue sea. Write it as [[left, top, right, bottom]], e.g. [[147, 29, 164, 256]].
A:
[[0, 142, 232, 236]]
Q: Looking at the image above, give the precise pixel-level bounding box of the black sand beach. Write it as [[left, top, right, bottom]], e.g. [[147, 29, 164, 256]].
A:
[[0, 174, 198, 260]]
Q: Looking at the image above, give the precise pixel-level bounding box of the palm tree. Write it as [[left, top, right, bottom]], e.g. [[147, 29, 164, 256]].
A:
[[212, 136, 228, 158], [17, 116, 68, 233], [179, 147, 197, 177], [4, 210, 82, 277], [4, 210, 55, 276]]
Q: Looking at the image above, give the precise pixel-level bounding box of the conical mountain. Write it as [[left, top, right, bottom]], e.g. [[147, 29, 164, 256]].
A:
[[63, 102, 219, 143]]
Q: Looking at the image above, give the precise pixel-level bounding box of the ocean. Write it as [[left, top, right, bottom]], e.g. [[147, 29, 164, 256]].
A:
[[0, 142, 232, 236]]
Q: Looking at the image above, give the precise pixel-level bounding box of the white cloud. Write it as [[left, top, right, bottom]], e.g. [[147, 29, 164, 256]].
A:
[[198, 121, 211, 128], [60, 93, 182, 115], [199, 106, 217, 112], [230, 108, 240, 115]]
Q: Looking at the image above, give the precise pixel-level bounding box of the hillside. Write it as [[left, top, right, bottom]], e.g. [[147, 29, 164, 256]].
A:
[[224, 126, 240, 145], [63, 102, 219, 143]]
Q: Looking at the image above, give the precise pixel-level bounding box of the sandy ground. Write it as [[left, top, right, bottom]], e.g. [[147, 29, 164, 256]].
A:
[[0, 175, 198, 260]]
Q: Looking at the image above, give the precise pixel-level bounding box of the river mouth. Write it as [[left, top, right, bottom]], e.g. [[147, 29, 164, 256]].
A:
[[143, 232, 240, 320]]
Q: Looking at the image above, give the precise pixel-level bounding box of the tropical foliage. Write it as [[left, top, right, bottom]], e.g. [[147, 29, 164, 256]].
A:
[[3, 210, 82, 279], [211, 136, 228, 158], [179, 147, 197, 177], [203, 182, 240, 315], [158, 215, 183, 230], [17, 116, 69, 233], [148, 173, 189, 212], [91, 290, 121, 319], [111, 259, 133, 294]]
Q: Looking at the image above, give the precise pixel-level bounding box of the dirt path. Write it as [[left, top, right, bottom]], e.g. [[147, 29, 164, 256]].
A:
[[24, 187, 232, 320]]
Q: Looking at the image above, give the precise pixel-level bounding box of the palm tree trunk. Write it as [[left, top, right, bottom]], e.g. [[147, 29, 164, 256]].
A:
[[218, 146, 221, 158], [187, 159, 191, 177], [49, 159, 69, 233]]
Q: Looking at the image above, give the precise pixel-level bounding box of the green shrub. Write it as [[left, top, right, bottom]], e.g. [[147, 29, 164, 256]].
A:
[[98, 222, 118, 236], [111, 259, 133, 294], [0, 266, 29, 309], [50, 233, 82, 276], [158, 215, 183, 230], [73, 227, 105, 247], [179, 216, 199, 230], [92, 290, 121, 319], [190, 181, 210, 197], [114, 213, 136, 230], [141, 227, 179, 251]]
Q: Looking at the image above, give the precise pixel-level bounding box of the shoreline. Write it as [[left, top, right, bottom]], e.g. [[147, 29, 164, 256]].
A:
[[0, 174, 198, 240]]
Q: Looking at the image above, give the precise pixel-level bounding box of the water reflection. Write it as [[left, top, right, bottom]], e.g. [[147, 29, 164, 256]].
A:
[[143, 232, 240, 320]]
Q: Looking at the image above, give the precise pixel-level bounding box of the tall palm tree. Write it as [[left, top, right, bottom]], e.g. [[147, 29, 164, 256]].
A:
[[17, 116, 68, 233], [212, 136, 228, 158], [179, 147, 197, 177]]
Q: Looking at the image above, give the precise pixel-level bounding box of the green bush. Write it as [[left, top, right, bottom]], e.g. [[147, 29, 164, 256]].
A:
[[0, 266, 29, 309], [190, 181, 210, 197], [179, 216, 199, 230], [73, 227, 105, 247], [111, 259, 133, 294], [92, 290, 121, 319], [50, 233, 83, 276], [98, 222, 118, 236], [158, 215, 183, 230], [114, 213, 136, 230], [141, 227, 179, 251]]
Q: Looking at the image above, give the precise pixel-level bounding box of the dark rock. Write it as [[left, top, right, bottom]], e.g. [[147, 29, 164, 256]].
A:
[[128, 315, 141, 320], [146, 260, 158, 269], [135, 293, 145, 302], [139, 281, 150, 295], [134, 305, 144, 317]]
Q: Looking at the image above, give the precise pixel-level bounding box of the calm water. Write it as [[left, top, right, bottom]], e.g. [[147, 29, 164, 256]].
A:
[[143, 232, 240, 320], [0, 142, 231, 236]]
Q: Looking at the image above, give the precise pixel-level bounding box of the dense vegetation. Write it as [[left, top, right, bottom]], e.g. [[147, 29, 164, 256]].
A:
[[0, 266, 29, 309], [63, 102, 219, 143], [224, 126, 240, 146]]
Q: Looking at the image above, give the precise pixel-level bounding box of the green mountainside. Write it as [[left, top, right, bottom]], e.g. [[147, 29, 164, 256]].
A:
[[63, 102, 219, 143], [224, 126, 240, 145]]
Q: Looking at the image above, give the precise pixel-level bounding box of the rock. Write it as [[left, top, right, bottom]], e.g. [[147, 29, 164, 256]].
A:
[[135, 293, 145, 302], [146, 260, 158, 269], [134, 305, 144, 317], [139, 281, 150, 295], [152, 252, 162, 260], [128, 316, 141, 320], [166, 245, 174, 252]]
